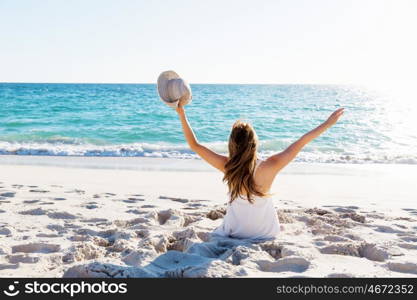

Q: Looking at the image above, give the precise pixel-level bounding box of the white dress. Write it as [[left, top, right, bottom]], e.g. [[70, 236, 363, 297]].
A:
[[213, 159, 280, 240]]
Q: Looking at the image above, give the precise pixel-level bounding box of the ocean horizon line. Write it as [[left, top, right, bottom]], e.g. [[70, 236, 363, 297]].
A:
[[0, 81, 360, 86]]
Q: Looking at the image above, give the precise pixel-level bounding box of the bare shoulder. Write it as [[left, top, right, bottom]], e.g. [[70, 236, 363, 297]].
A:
[[256, 158, 280, 176], [253, 158, 279, 192], [258, 155, 284, 172]]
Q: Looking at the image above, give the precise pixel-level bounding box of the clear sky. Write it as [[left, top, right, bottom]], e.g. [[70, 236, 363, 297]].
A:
[[0, 0, 416, 85]]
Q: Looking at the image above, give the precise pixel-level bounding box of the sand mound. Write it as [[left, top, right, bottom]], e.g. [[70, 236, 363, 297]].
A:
[[62, 243, 106, 264], [206, 208, 226, 220]]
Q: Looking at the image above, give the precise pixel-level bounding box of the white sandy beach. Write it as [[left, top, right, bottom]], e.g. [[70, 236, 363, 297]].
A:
[[0, 156, 416, 277]]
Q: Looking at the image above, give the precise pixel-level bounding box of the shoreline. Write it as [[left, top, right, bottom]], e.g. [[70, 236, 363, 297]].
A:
[[1, 154, 417, 170]]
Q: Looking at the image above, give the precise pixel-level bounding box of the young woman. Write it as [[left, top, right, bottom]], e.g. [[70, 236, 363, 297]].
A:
[[176, 104, 344, 240]]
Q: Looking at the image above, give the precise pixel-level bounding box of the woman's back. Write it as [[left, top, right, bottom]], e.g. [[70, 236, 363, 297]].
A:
[[213, 159, 280, 240]]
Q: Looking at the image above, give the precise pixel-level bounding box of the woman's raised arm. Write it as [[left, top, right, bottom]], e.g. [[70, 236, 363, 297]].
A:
[[176, 104, 228, 172], [264, 108, 345, 175]]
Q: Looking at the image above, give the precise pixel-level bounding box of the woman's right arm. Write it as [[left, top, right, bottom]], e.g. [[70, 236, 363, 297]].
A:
[[176, 104, 228, 172], [264, 108, 344, 175]]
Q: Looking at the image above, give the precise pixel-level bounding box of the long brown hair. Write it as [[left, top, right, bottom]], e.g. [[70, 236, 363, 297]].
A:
[[222, 120, 267, 203]]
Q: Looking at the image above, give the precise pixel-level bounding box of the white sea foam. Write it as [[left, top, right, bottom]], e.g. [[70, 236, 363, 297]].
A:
[[0, 141, 416, 164]]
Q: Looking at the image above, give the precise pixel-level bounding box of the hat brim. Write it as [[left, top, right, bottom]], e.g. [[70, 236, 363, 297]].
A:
[[157, 70, 180, 102]]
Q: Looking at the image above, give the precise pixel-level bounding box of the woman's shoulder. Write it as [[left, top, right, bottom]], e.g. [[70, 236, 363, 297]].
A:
[[254, 157, 264, 171]]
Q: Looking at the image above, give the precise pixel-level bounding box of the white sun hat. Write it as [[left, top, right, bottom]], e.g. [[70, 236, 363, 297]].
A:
[[157, 70, 192, 108]]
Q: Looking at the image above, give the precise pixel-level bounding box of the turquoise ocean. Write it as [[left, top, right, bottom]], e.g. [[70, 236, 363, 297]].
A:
[[0, 83, 416, 164]]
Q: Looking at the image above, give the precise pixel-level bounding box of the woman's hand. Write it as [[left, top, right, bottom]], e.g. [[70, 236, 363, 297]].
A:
[[175, 102, 184, 115], [324, 108, 344, 127]]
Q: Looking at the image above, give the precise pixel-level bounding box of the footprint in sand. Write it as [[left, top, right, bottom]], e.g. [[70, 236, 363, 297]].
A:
[[46, 224, 67, 233], [159, 195, 189, 203], [12, 184, 24, 189], [399, 236, 417, 243], [332, 207, 358, 213], [365, 213, 385, 220], [398, 243, 417, 250], [122, 198, 144, 203], [11, 242, 61, 254], [386, 261, 417, 275], [64, 223, 81, 229], [80, 218, 109, 224], [29, 189, 49, 193], [187, 203, 205, 208], [258, 256, 310, 273], [128, 196, 144, 200], [394, 217, 416, 222], [40, 201, 55, 205], [141, 204, 157, 208], [323, 235, 350, 242], [323, 205, 358, 210], [393, 223, 408, 229], [7, 254, 39, 264], [85, 203, 99, 209], [95, 192, 116, 198], [65, 189, 85, 195], [402, 208, 417, 216], [19, 208, 48, 215], [126, 209, 142, 215], [182, 207, 195, 210], [0, 192, 15, 198], [47, 211, 77, 220], [0, 263, 19, 270], [374, 225, 407, 234], [23, 199, 41, 204], [0, 227, 12, 235], [327, 273, 356, 278], [36, 233, 61, 238], [53, 197, 66, 201]]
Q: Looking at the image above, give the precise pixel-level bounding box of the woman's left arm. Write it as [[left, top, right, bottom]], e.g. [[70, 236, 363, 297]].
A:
[[176, 105, 228, 172]]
